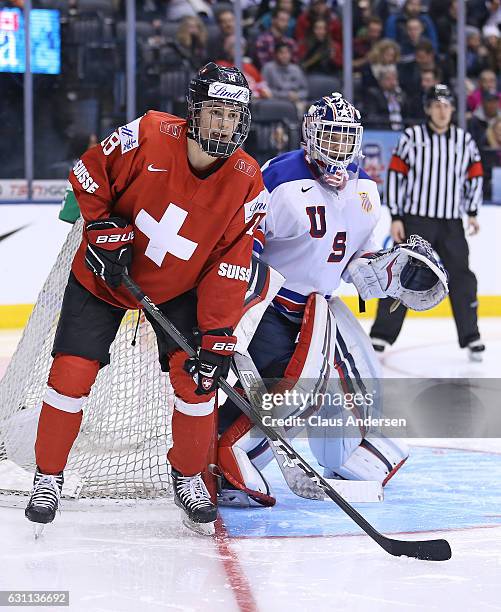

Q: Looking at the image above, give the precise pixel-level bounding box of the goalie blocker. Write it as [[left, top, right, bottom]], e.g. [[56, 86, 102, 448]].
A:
[[218, 294, 409, 508]]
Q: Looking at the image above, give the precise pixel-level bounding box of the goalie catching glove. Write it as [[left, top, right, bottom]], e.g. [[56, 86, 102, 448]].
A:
[[85, 217, 134, 289], [184, 329, 237, 395], [347, 235, 448, 311]]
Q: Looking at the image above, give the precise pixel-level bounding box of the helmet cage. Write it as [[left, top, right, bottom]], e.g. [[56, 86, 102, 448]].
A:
[[188, 98, 251, 158]]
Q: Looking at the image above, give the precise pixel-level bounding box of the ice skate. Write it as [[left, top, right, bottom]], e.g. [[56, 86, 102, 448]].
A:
[[467, 340, 485, 362], [25, 468, 63, 537], [171, 468, 217, 536], [371, 338, 389, 353]]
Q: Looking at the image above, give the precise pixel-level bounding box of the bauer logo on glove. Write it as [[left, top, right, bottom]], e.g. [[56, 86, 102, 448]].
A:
[[347, 235, 448, 311], [183, 328, 237, 395], [85, 217, 134, 289]]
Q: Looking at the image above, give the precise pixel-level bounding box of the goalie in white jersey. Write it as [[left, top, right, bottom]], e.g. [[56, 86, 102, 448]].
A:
[[217, 93, 449, 507]]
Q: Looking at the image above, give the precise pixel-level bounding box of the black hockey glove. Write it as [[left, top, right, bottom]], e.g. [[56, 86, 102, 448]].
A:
[[85, 217, 134, 289], [184, 328, 237, 395]]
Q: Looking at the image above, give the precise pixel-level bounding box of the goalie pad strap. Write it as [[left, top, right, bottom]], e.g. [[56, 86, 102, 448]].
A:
[[219, 413, 253, 447], [282, 293, 316, 382]]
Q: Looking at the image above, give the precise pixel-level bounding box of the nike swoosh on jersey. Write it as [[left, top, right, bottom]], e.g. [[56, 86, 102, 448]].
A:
[[301, 186, 313, 193], [147, 164, 168, 172]]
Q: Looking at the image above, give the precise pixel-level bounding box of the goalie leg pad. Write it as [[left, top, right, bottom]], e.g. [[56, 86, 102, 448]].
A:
[[308, 298, 383, 473], [224, 294, 336, 481], [218, 414, 275, 507], [332, 436, 409, 486]]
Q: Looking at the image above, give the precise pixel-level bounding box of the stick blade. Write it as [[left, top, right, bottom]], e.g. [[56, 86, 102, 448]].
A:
[[383, 536, 452, 561]]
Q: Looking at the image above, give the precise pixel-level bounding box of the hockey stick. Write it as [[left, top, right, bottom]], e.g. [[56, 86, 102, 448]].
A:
[[233, 351, 326, 500], [122, 273, 451, 561]]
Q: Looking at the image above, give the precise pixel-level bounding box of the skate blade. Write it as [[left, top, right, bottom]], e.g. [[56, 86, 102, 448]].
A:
[[33, 524, 45, 539], [468, 352, 483, 363], [180, 512, 215, 536]]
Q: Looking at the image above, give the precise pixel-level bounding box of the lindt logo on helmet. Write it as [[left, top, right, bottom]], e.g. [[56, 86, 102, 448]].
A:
[[208, 82, 250, 103]]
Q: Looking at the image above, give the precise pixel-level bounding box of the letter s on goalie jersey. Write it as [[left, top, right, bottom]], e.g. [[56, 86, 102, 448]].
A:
[[218, 262, 252, 282]]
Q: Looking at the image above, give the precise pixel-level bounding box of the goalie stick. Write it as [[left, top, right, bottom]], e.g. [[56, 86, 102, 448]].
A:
[[122, 273, 452, 562], [232, 351, 325, 501]]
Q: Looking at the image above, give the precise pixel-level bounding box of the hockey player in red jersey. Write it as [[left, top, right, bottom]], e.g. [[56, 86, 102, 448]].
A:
[[25, 63, 268, 535]]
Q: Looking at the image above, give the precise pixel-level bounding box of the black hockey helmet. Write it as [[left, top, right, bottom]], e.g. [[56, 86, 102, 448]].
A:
[[187, 62, 252, 158], [424, 84, 454, 107]]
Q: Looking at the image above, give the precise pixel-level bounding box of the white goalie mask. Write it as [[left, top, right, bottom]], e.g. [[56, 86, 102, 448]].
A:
[[302, 93, 363, 184]]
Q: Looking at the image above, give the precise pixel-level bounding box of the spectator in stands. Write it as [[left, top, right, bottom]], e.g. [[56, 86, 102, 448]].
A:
[[353, 0, 377, 35], [475, 0, 501, 31], [482, 24, 500, 66], [254, 9, 298, 69], [257, 0, 297, 37], [486, 115, 501, 148], [165, 0, 213, 22], [399, 17, 430, 62], [467, 69, 501, 111], [384, 0, 439, 53], [209, 8, 237, 62], [465, 26, 491, 77], [261, 42, 308, 117], [135, 0, 166, 22], [171, 15, 208, 72], [491, 38, 501, 79], [481, 112, 501, 200], [353, 16, 384, 70], [363, 64, 408, 130], [217, 35, 272, 99], [298, 17, 343, 75], [361, 38, 401, 90], [405, 66, 441, 121], [399, 40, 446, 94], [216, 8, 236, 38], [295, 0, 343, 50], [468, 91, 501, 148], [431, 0, 457, 56], [141, 19, 171, 76]]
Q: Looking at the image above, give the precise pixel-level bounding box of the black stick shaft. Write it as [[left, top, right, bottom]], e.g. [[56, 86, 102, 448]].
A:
[[122, 273, 451, 561]]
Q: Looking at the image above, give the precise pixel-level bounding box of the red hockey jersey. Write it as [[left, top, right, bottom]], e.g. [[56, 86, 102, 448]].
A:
[[69, 111, 268, 332]]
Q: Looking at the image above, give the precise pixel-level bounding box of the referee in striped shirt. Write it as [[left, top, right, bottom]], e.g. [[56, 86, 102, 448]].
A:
[[370, 84, 486, 361]]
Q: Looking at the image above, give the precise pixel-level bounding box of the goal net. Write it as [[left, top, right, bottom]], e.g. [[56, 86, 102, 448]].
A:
[[0, 219, 173, 501]]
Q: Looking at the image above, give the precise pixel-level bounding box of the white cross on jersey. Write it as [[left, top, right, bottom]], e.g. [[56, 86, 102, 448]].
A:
[[135, 204, 198, 266]]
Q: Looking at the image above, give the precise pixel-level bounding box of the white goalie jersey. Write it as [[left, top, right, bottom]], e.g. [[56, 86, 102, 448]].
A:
[[256, 149, 381, 319]]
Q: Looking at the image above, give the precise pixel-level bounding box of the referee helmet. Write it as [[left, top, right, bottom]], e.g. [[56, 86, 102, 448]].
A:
[[424, 84, 455, 107]]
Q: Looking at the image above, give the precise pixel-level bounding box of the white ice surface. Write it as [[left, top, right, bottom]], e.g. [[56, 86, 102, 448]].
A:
[[1, 319, 501, 611]]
